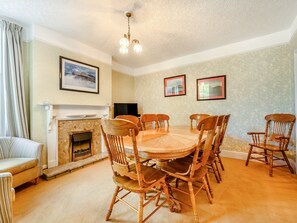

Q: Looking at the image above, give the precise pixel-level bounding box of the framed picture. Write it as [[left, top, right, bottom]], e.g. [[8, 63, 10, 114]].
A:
[[197, 75, 226, 101], [59, 56, 99, 94], [164, 74, 186, 97]]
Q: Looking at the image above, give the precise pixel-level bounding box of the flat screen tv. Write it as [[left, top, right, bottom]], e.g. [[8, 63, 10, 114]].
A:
[[114, 103, 139, 118]]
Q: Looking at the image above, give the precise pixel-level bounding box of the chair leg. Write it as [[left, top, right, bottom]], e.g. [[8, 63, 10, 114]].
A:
[[245, 146, 253, 166], [106, 186, 120, 221], [281, 151, 295, 174], [269, 152, 273, 177], [175, 178, 179, 188], [214, 160, 222, 181], [138, 193, 145, 223], [264, 149, 268, 164], [155, 193, 160, 206], [203, 176, 213, 204], [211, 162, 220, 183], [217, 153, 225, 171], [188, 182, 199, 223], [205, 172, 214, 199], [34, 177, 39, 185]]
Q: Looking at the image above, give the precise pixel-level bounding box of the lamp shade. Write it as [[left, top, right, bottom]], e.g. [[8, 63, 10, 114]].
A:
[[120, 36, 129, 47], [133, 42, 142, 53], [119, 46, 128, 54]]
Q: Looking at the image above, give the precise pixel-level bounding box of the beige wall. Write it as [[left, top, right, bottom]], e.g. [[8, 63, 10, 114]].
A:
[[135, 44, 295, 159], [29, 40, 112, 163], [111, 70, 135, 117], [112, 70, 135, 103]]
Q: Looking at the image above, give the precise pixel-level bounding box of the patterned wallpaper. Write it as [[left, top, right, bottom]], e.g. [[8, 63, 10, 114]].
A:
[[135, 44, 296, 159]]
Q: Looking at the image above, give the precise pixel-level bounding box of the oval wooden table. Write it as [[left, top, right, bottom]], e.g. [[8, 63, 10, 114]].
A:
[[124, 125, 199, 160]]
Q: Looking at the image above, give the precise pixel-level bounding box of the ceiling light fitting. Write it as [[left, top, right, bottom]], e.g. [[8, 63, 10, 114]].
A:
[[119, 12, 142, 54]]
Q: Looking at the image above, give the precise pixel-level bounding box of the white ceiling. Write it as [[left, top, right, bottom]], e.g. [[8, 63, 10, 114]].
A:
[[1, 0, 297, 69]]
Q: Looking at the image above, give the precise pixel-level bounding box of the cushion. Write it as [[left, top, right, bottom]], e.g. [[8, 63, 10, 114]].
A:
[[0, 158, 38, 175]]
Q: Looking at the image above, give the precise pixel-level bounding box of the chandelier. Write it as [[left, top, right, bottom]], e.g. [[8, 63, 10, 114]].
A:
[[119, 12, 142, 54]]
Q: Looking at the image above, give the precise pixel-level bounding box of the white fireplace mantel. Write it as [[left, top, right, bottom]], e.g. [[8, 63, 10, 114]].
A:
[[40, 103, 110, 168]]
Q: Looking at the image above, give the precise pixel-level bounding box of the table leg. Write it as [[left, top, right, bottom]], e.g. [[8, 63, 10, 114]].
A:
[[166, 176, 182, 213]]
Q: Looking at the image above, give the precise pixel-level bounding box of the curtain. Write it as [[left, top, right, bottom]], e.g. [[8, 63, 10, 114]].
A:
[[0, 20, 29, 138]]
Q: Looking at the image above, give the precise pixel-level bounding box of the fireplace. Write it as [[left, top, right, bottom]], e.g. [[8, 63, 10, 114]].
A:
[[41, 103, 109, 168], [58, 118, 102, 166], [71, 131, 92, 161]]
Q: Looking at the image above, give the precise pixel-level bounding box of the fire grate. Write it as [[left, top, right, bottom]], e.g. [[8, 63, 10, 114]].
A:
[[71, 131, 92, 161]]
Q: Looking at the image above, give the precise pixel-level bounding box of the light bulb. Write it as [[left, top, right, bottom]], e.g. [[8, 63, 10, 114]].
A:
[[133, 42, 142, 53], [119, 36, 129, 47], [119, 46, 128, 54]]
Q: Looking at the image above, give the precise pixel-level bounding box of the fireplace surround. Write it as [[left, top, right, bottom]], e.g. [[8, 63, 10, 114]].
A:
[[41, 103, 109, 168]]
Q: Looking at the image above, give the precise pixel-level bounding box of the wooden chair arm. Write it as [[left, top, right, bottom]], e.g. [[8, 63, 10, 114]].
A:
[[247, 132, 265, 135], [247, 132, 265, 144], [278, 136, 290, 149]]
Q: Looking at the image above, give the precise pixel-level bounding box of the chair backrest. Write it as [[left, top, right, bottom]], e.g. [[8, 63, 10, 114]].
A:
[[218, 114, 231, 147], [190, 116, 218, 178], [189, 114, 210, 128], [212, 115, 225, 155], [157, 114, 170, 128], [115, 115, 141, 130], [101, 119, 146, 187], [264, 114, 295, 148], [141, 114, 159, 130]]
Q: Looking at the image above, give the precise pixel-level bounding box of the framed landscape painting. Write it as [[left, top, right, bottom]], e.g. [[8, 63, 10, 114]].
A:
[[59, 56, 99, 94], [164, 74, 186, 97], [197, 75, 226, 101]]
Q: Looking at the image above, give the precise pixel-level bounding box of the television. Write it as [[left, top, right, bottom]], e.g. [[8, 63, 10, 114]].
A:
[[114, 103, 139, 118]]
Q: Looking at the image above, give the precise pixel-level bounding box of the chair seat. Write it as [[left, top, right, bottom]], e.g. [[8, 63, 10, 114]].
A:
[[0, 158, 38, 175], [113, 165, 166, 193], [162, 158, 208, 182], [249, 143, 288, 151]]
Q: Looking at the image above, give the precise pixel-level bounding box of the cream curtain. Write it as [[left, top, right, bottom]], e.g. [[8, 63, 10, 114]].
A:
[[0, 20, 29, 138]]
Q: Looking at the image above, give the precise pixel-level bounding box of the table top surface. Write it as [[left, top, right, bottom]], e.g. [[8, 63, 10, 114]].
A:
[[124, 125, 199, 159]]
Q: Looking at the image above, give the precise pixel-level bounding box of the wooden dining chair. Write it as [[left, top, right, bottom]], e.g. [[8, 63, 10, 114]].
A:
[[245, 114, 295, 177], [189, 114, 210, 129], [157, 114, 170, 128], [101, 119, 171, 223], [162, 116, 218, 223], [206, 115, 225, 183], [214, 114, 231, 171], [141, 114, 159, 130], [116, 115, 152, 165], [115, 115, 142, 130]]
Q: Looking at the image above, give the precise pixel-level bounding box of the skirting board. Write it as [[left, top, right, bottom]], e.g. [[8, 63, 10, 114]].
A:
[[221, 150, 296, 172]]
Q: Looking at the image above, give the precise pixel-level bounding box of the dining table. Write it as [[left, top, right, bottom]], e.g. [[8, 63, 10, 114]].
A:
[[124, 125, 199, 161]]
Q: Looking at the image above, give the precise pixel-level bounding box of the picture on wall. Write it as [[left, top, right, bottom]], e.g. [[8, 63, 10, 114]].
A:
[[164, 74, 186, 97], [59, 56, 99, 94], [197, 75, 226, 101]]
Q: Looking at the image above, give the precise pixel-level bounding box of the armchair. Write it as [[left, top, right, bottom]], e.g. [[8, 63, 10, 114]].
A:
[[0, 137, 43, 187], [245, 114, 295, 176], [0, 172, 14, 223]]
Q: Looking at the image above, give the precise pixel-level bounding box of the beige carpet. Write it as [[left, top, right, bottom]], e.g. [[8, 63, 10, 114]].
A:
[[13, 158, 297, 223]]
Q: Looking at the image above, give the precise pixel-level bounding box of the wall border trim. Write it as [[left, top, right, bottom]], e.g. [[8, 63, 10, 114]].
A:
[[132, 30, 290, 76], [31, 25, 112, 65]]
